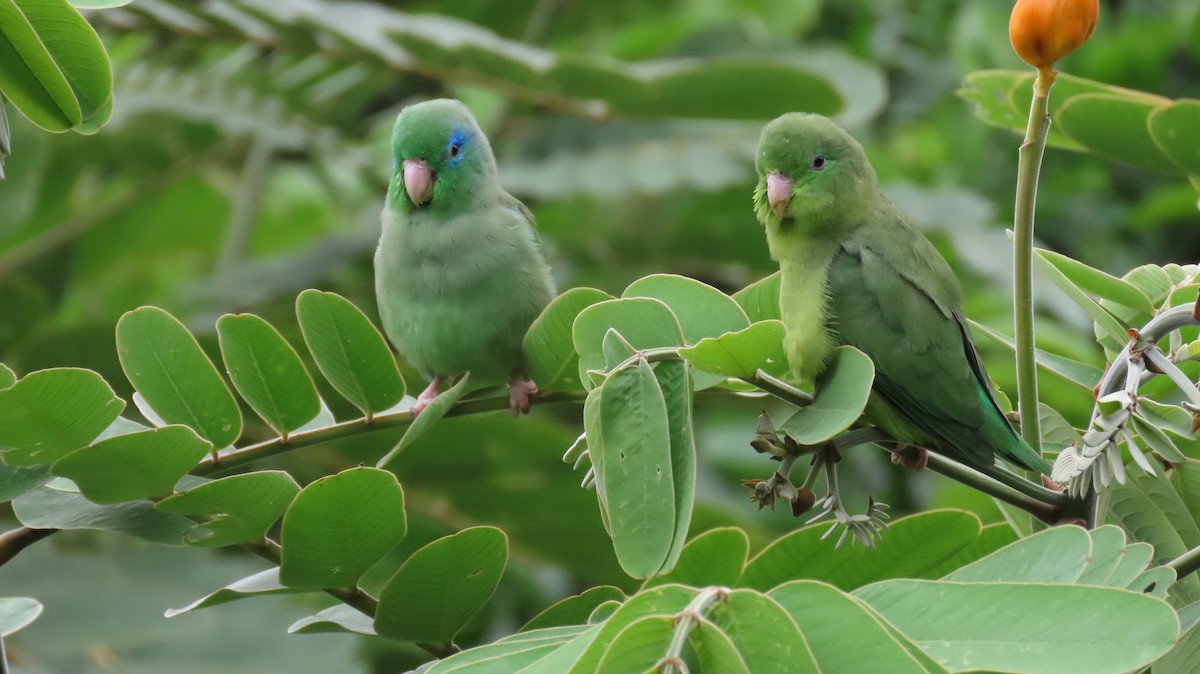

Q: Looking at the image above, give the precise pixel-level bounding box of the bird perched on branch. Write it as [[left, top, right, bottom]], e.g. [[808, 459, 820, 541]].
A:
[[753, 112, 1051, 475], [375, 99, 556, 416]]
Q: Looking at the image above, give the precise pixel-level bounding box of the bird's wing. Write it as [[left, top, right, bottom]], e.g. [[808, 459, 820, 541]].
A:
[[827, 221, 1006, 468], [498, 189, 545, 244]]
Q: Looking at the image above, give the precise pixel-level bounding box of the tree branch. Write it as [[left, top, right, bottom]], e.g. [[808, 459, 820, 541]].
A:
[[1168, 543, 1200, 584], [750, 371, 1068, 522], [0, 527, 55, 567]]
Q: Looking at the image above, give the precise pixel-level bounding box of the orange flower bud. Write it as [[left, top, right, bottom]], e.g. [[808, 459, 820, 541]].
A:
[[1010, 0, 1099, 69]]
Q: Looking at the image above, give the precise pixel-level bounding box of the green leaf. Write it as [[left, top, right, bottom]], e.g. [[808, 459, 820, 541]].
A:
[[155, 471, 301, 547], [968, 319, 1102, 393], [12, 0, 111, 126], [116, 307, 243, 449], [0, 362, 14, 388], [216, 313, 321, 437], [1029, 250, 1130, 350], [623, 274, 750, 344], [295, 289, 405, 418], [522, 586, 626, 633], [855, 580, 1179, 674], [427, 626, 592, 674], [288, 604, 375, 636], [0, 0, 81, 130], [1056, 93, 1175, 174], [0, 367, 124, 465], [917, 523, 1020, 580], [68, 0, 133, 7], [1109, 463, 1200, 601], [375, 527, 508, 643], [375, 373, 472, 469], [0, 461, 51, 501], [1033, 248, 1154, 313], [741, 510, 987, 591], [50, 425, 210, 504], [572, 297, 683, 384], [689, 618, 751, 674], [1131, 414, 1187, 463], [596, 359, 675, 579], [0, 596, 43, 636], [1149, 100, 1200, 175], [594, 615, 673, 674], [779, 346, 874, 444], [1076, 525, 1129, 586], [164, 568, 305, 618], [709, 590, 817, 674], [770, 581, 948, 674], [623, 274, 748, 390], [943, 525, 1091, 583], [279, 467, 407, 589], [568, 585, 697, 674], [679, 320, 788, 379], [12, 483, 192, 544], [732, 272, 781, 323], [651, 359, 695, 575], [523, 287, 612, 393], [644, 527, 748, 590]]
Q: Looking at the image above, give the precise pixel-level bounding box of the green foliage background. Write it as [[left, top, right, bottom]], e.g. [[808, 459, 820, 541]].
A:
[[2, 0, 1200, 671]]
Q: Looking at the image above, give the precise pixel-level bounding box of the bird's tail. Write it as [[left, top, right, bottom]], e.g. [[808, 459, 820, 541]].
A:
[[1001, 434, 1053, 476]]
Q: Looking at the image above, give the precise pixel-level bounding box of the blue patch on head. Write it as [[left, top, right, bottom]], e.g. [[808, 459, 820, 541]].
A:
[[446, 128, 468, 168]]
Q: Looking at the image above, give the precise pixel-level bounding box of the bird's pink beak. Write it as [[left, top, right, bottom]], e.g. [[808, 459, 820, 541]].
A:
[[403, 159, 435, 206], [766, 171, 793, 219]]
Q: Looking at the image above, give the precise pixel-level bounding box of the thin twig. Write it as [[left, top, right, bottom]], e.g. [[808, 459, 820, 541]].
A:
[[1012, 68, 1057, 456]]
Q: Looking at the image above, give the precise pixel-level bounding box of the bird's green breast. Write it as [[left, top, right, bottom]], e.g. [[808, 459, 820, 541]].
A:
[[769, 230, 840, 382], [375, 205, 554, 382]]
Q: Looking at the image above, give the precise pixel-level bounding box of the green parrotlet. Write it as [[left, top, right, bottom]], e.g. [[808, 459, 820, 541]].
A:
[[375, 99, 556, 416], [752, 113, 1051, 475]]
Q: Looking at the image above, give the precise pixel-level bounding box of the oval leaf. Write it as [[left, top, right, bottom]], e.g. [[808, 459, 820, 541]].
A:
[[0, 367, 124, 466], [732, 272, 781, 323], [156, 470, 301, 547], [1149, 100, 1200, 175], [770, 581, 947, 674], [279, 467, 407, 589], [741, 510, 986, 591], [523, 287, 612, 392], [854, 580, 1179, 674], [522, 586, 626, 633], [295, 290, 404, 418], [1056, 93, 1175, 174], [778, 346, 874, 445], [644, 527, 749, 590], [597, 359, 675, 579], [0, 0, 81, 130], [0, 596, 43, 637], [116, 307, 242, 449], [679, 320, 788, 379], [572, 297, 683, 384], [594, 615, 675, 674], [623, 273, 749, 346], [13, 483, 191, 544], [375, 526, 508, 643], [51, 425, 211, 504], [708, 590, 817, 674], [216, 313, 321, 437]]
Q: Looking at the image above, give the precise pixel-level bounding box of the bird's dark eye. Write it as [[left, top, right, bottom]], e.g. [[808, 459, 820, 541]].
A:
[[449, 143, 461, 158], [811, 154, 826, 170]]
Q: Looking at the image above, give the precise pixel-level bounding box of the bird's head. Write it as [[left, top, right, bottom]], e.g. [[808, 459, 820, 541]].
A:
[[389, 99, 498, 214], [753, 113, 877, 235]]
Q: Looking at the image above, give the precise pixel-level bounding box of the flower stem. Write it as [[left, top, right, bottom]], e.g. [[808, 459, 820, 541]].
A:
[[1013, 67, 1057, 455]]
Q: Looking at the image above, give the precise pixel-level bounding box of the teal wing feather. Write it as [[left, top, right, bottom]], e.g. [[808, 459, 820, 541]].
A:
[[826, 204, 1048, 473]]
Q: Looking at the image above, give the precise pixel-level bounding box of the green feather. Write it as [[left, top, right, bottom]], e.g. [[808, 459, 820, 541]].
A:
[[375, 99, 555, 385], [753, 113, 1050, 475]]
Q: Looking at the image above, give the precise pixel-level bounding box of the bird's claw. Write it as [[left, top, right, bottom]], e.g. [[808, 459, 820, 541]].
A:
[[509, 374, 537, 417], [890, 444, 929, 472], [411, 376, 444, 417]]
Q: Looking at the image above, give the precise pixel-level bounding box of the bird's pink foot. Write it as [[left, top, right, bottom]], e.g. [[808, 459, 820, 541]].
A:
[[890, 444, 929, 472], [411, 375, 444, 417], [509, 373, 537, 417]]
